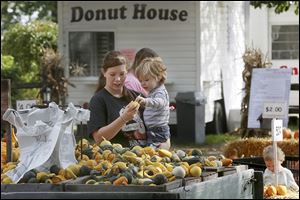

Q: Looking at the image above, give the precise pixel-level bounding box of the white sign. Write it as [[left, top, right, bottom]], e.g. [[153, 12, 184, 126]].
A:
[[271, 119, 283, 141], [16, 100, 37, 111], [263, 102, 286, 118], [248, 68, 291, 128]]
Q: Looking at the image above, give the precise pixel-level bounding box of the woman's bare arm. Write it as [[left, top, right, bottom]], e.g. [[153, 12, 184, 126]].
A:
[[92, 102, 139, 144]]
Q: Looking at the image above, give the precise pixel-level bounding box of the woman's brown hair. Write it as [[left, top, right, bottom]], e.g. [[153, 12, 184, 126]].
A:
[[95, 50, 137, 101], [131, 48, 159, 71]]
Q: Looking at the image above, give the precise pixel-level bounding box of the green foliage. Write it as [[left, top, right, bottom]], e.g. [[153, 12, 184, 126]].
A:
[[1, 55, 19, 80], [1, 21, 58, 75], [1, 21, 58, 107], [1, 1, 57, 32], [1, 54, 40, 105], [250, 1, 299, 15]]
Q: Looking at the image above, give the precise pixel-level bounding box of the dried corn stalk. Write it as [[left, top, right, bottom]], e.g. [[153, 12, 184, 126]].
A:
[[39, 48, 75, 104], [240, 47, 272, 138]]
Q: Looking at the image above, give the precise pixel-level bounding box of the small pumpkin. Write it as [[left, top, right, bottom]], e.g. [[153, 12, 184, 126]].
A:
[[265, 185, 277, 196], [293, 130, 299, 140], [276, 185, 287, 195], [113, 176, 128, 186], [283, 128, 291, 139], [221, 158, 233, 167]]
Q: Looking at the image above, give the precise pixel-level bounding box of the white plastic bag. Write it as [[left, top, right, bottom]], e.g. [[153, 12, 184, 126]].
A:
[[2, 102, 90, 183], [57, 102, 90, 169]]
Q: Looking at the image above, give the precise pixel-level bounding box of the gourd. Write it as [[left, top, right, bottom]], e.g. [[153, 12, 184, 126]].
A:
[[152, 174, 168, 185], [79, 165, 92, 177], [172, 166, 186, 178], [189, 166, 202, 177], [50, 164, 61, 175], [99, 136, 112, 150]]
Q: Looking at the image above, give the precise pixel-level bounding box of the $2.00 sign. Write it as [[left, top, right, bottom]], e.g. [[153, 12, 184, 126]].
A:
[[263, 102, 286, 119]]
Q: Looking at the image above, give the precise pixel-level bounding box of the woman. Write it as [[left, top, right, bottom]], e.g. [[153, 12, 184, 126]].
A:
[[87, 50, 146, 147], [124, 48, 159, 96]]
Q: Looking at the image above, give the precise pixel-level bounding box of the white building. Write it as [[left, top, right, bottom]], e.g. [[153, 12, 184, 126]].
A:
[[249, 4, 299, 124], [57, 1, 298, 133]]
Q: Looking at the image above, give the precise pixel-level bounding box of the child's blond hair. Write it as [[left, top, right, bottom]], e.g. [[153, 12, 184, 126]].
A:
[[263, 145, 285, 162], [135, 57, 167, 84]]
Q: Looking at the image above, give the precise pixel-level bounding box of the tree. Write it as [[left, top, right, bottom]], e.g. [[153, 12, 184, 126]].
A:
[[1, 1, 57, 32], [250, 1, 299, 15], [2, 20, 58, 75], [1, 20, 58, 106]]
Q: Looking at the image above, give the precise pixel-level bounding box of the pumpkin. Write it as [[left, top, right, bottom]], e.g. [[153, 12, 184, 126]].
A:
[[283, 128, 291, 139], [221, 158, 233, 166], [276, 185, 287, 195], [294, 130, 299, 140], [113, 176, 128, 186], [265, 185, 277, 196]]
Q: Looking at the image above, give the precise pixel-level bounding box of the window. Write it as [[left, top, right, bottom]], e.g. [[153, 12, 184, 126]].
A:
[[69, 32, 114, 77], [271, 25, 299, 60]]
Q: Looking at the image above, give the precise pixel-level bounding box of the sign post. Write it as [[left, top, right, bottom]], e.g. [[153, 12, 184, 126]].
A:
[[263, 102, 284, 186], [1, 79, 12, 162], [271, 118, 283, 186]]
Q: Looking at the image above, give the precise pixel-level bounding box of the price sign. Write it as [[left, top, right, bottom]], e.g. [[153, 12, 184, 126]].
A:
[[248, 68, 291, 128], [271, 119, 283, 141], [16, 100, 37, 111], [263, 102, 286, 119]]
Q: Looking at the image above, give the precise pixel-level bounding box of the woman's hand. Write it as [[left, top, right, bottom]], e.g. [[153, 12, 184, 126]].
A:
[[135, 96, 146, 106], [121, 101, 140, 122]]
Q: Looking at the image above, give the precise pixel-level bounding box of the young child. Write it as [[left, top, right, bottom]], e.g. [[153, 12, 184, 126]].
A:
[[135, 57, 170, 149], [263, 145, 299, 191]]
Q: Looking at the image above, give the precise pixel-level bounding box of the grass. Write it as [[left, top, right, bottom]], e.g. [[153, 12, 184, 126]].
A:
[[203, 134, 240, 145], [171, 133, 240, 150]]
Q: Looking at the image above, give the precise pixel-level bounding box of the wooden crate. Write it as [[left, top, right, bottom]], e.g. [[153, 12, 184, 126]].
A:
[[202, 165, 248, 177], [65, 175, 182, 192]]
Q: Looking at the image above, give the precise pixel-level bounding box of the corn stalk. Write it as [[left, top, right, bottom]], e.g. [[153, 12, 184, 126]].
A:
[[38, 48, 75, 105], [239, 47, 272, 138]]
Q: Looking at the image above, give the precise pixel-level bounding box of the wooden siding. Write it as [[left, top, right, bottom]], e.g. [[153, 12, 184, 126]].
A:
[[59, 1, 199, 118]]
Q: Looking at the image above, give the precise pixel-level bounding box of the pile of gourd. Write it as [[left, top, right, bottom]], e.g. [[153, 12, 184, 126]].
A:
[[264, 185, 299, 199], [1, 138, 233, 186]]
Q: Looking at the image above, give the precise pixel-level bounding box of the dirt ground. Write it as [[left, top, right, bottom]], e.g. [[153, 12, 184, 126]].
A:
[[171, 143, 225, 157]]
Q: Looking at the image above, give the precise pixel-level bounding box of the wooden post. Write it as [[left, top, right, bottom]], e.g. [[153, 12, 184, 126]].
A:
[[253, 171, 264, 199], [1, 79, 12, 162]]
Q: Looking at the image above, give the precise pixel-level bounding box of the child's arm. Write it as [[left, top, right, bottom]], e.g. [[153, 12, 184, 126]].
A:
[[144, 93, 168, 109], [136, 91, 168, 109], [286, 168, 299, 191]]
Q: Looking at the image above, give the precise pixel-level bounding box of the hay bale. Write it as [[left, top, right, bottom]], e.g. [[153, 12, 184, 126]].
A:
[[223, 138, 299, 158]]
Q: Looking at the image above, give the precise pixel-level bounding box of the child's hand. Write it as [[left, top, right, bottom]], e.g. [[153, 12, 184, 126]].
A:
[[135, 96, 146, 106]]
